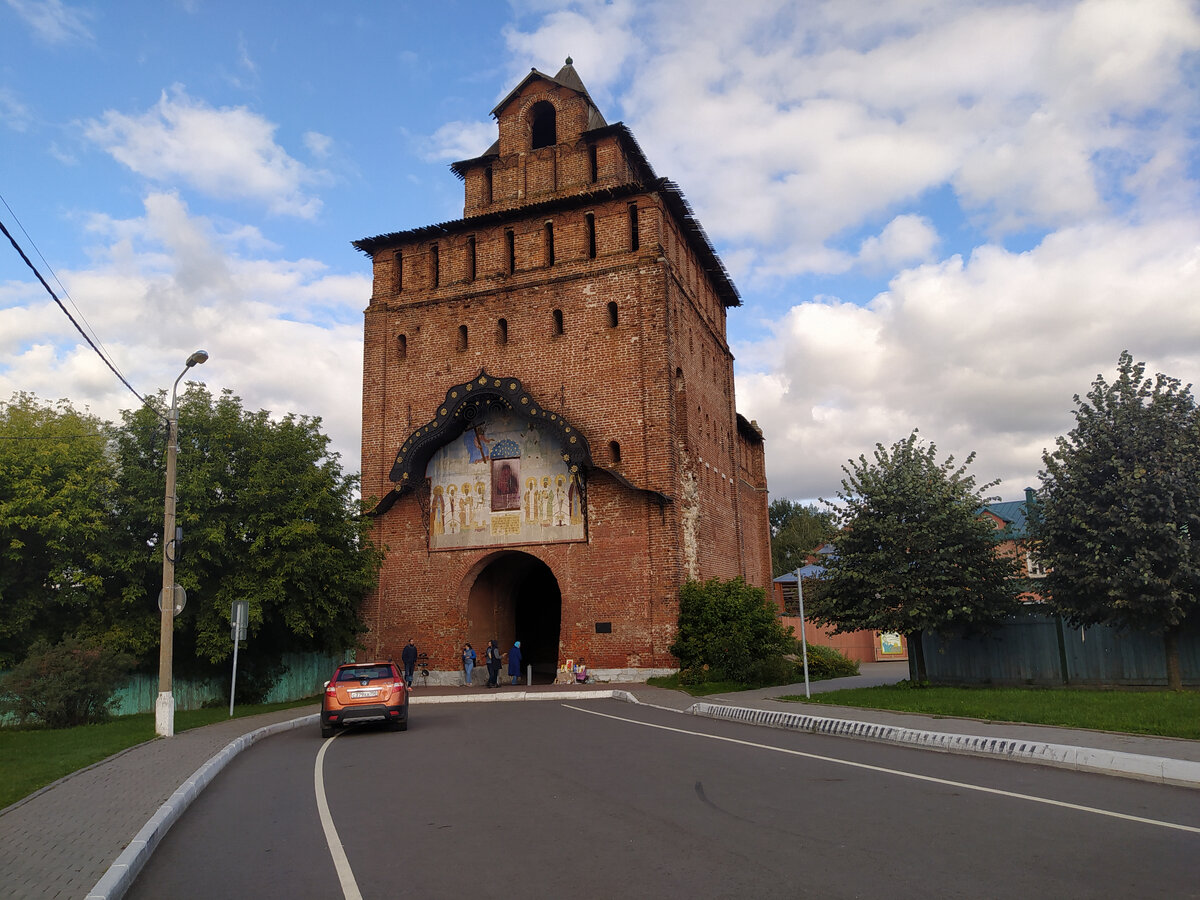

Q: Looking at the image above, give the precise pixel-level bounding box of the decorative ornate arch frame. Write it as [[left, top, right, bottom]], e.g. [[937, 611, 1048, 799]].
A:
[[369, 370, 592, 516]]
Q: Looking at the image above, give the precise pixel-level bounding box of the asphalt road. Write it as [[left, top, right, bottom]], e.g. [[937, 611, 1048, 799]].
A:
[[128, 698, 1200, 900]]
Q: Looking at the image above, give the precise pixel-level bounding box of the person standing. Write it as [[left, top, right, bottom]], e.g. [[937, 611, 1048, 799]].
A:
[[485, 640, 501, 688], [508, 640, 523, 685], [401, 638, 417, 687], [462, 642, 476, 686]]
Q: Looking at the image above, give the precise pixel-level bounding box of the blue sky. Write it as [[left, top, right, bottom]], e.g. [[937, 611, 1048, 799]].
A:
[[3, 0, 1199, 503]]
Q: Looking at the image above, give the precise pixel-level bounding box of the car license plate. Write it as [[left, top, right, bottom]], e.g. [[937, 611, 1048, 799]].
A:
[[349, 689, 378, 698]]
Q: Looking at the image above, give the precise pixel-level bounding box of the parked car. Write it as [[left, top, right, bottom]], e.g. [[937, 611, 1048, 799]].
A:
[[320, 661, 409, 738]]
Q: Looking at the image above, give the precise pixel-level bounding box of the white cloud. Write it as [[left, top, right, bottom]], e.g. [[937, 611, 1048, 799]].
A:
[[504, 0, 1200, 274], [735, 219, 1200, 501], [5, 0, 92, 44], [84, 86, 328, 219], [304, 131, 333, 160], [503, 0, 643, 108], [422, 120, 497, 162], [858, 215, 939, 270], [0, 87, 31, 132], [0, 193, 368, 464]]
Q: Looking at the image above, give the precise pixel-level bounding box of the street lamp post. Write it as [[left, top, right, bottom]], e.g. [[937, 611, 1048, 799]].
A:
[[794, 567, 811, 699], [156, 349, 209, 738]]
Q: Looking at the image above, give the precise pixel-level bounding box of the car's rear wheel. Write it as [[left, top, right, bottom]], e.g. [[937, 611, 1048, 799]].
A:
[[390, 717, 408, 732], [320, 720, 334, 738]]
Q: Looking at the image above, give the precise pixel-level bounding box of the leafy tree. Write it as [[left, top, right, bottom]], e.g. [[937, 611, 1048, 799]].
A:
[[670, 576, 794, 683], [808, 431, 1021, 681], [1036, 352, 1200, 690], [107, 385, 382, 688], [769, 497, 836, 576], [0, 394, 118, 667]]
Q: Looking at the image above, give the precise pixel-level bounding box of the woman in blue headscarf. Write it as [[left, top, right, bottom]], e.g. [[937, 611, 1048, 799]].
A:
[[508, 641, 522, 685]]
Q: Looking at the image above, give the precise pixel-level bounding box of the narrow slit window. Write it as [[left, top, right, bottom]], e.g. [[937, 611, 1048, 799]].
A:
[[497, 318, 508, 346], [484, 166, 493, 204], [506, 230, 515, 275], [466, 236, 476, 282], [588, 144, 598, 183], [544, 221, 554, 267], [393, 250, 403, 293], [553, 308, 564, 335], [609, 440, 622, 464], [458, 324, 468, 351], [397, 334, 407, 360], [607, 301, 618, 328], [585, 213, 596, 259], [628, 203, 639, 251], [675, 367, 684, 392], [430, 243, 439, 288]]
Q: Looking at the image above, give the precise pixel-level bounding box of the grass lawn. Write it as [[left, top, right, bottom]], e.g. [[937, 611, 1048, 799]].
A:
[[0, 697, 318, 811], [780, 684, 1200, 740], [646, 674, 750, 696]]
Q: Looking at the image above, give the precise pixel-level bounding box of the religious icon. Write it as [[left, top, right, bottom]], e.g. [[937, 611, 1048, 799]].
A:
[[491, 458, 521, 511]]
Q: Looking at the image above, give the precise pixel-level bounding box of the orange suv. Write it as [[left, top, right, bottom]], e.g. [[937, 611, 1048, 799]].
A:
[[320, 661, 409, 738]]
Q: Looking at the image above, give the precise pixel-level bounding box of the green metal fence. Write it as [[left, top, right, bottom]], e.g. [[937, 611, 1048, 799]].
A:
[[109, 650, 349, 715], [919, 608, 1200, 686]]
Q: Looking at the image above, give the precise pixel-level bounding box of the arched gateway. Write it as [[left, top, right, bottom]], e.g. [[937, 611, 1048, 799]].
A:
[[356, 61, 772, 683], [466, 551, 562, 682]]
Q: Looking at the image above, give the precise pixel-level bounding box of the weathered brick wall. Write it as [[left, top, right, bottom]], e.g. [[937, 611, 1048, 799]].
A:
[[358, 70, 770, 676]]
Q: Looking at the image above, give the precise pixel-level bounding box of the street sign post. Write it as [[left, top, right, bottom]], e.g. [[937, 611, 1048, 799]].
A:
[[229, 601, 248, 717]]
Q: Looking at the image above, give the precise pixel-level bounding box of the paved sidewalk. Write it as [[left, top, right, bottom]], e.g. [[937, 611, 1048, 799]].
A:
[[2, 666, 1197, 899]]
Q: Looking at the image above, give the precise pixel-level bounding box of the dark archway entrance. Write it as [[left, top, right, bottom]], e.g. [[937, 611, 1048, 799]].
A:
[[467, 552, 561, 683]]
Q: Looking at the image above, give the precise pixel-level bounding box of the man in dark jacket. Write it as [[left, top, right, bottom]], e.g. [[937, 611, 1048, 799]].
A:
[[485, 639, 502, 688], [401, 638, 418, 687]]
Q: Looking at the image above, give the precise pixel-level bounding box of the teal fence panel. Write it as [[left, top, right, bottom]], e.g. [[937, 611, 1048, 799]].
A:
[[1063, 620, 1200, 685], [922, 611, 1064, 685], [109, 650, 351, 715], [920, 609, 1200, 686], [263, 652, 349, 704], [110, 671, 224, 716]]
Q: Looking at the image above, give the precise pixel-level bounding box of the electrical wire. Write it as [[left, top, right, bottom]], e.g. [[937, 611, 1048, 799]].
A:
[[0, 193, 122, 376], [0, 214, 155, 412]]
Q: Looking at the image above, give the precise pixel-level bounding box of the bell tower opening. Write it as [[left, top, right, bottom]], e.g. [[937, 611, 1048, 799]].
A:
[[466, 551, 562, 683], [529, 101, 557, 150]]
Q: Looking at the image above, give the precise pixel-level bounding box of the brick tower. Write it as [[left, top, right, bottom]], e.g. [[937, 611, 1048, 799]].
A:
[[356, 60, 770, 683]]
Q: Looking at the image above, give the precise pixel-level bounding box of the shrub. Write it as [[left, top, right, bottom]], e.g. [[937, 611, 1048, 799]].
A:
[[0, 637, 133, 728], [670, 577, 794, 683], [795, 642, 860, 680]]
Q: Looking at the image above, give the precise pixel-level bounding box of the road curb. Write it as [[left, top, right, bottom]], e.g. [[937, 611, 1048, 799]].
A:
[[688, 702, 1200, 789], [85, 714, 318, 900]]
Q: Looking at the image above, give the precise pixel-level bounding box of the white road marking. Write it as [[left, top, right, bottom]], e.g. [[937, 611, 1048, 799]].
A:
[[315, 733, 365, 900], [563, 704, 1200, 835]]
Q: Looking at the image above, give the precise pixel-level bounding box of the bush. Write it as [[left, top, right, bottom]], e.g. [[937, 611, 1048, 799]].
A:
[[0, 637, 133, 728], [670, 577, 794, 683], [795, 642, 859, 680]]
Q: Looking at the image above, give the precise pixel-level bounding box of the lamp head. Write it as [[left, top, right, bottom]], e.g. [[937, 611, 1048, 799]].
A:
[[185, 350, 209, 368]]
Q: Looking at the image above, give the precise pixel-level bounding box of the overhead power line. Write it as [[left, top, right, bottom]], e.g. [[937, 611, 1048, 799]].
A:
[[0, 213, 153, 411]]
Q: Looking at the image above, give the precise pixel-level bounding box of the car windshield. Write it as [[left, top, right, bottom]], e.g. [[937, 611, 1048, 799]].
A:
[[338, 666, 394, 682]]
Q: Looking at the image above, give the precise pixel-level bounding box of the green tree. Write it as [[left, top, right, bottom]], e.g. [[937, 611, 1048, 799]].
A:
[[670, 576, 794, 683], [0, 394, 118, 667], [769, 497, 836, 576], [107, 386, 382, 690], [1036, 352, 1200, 691], [808, 431, 1021, 681]]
